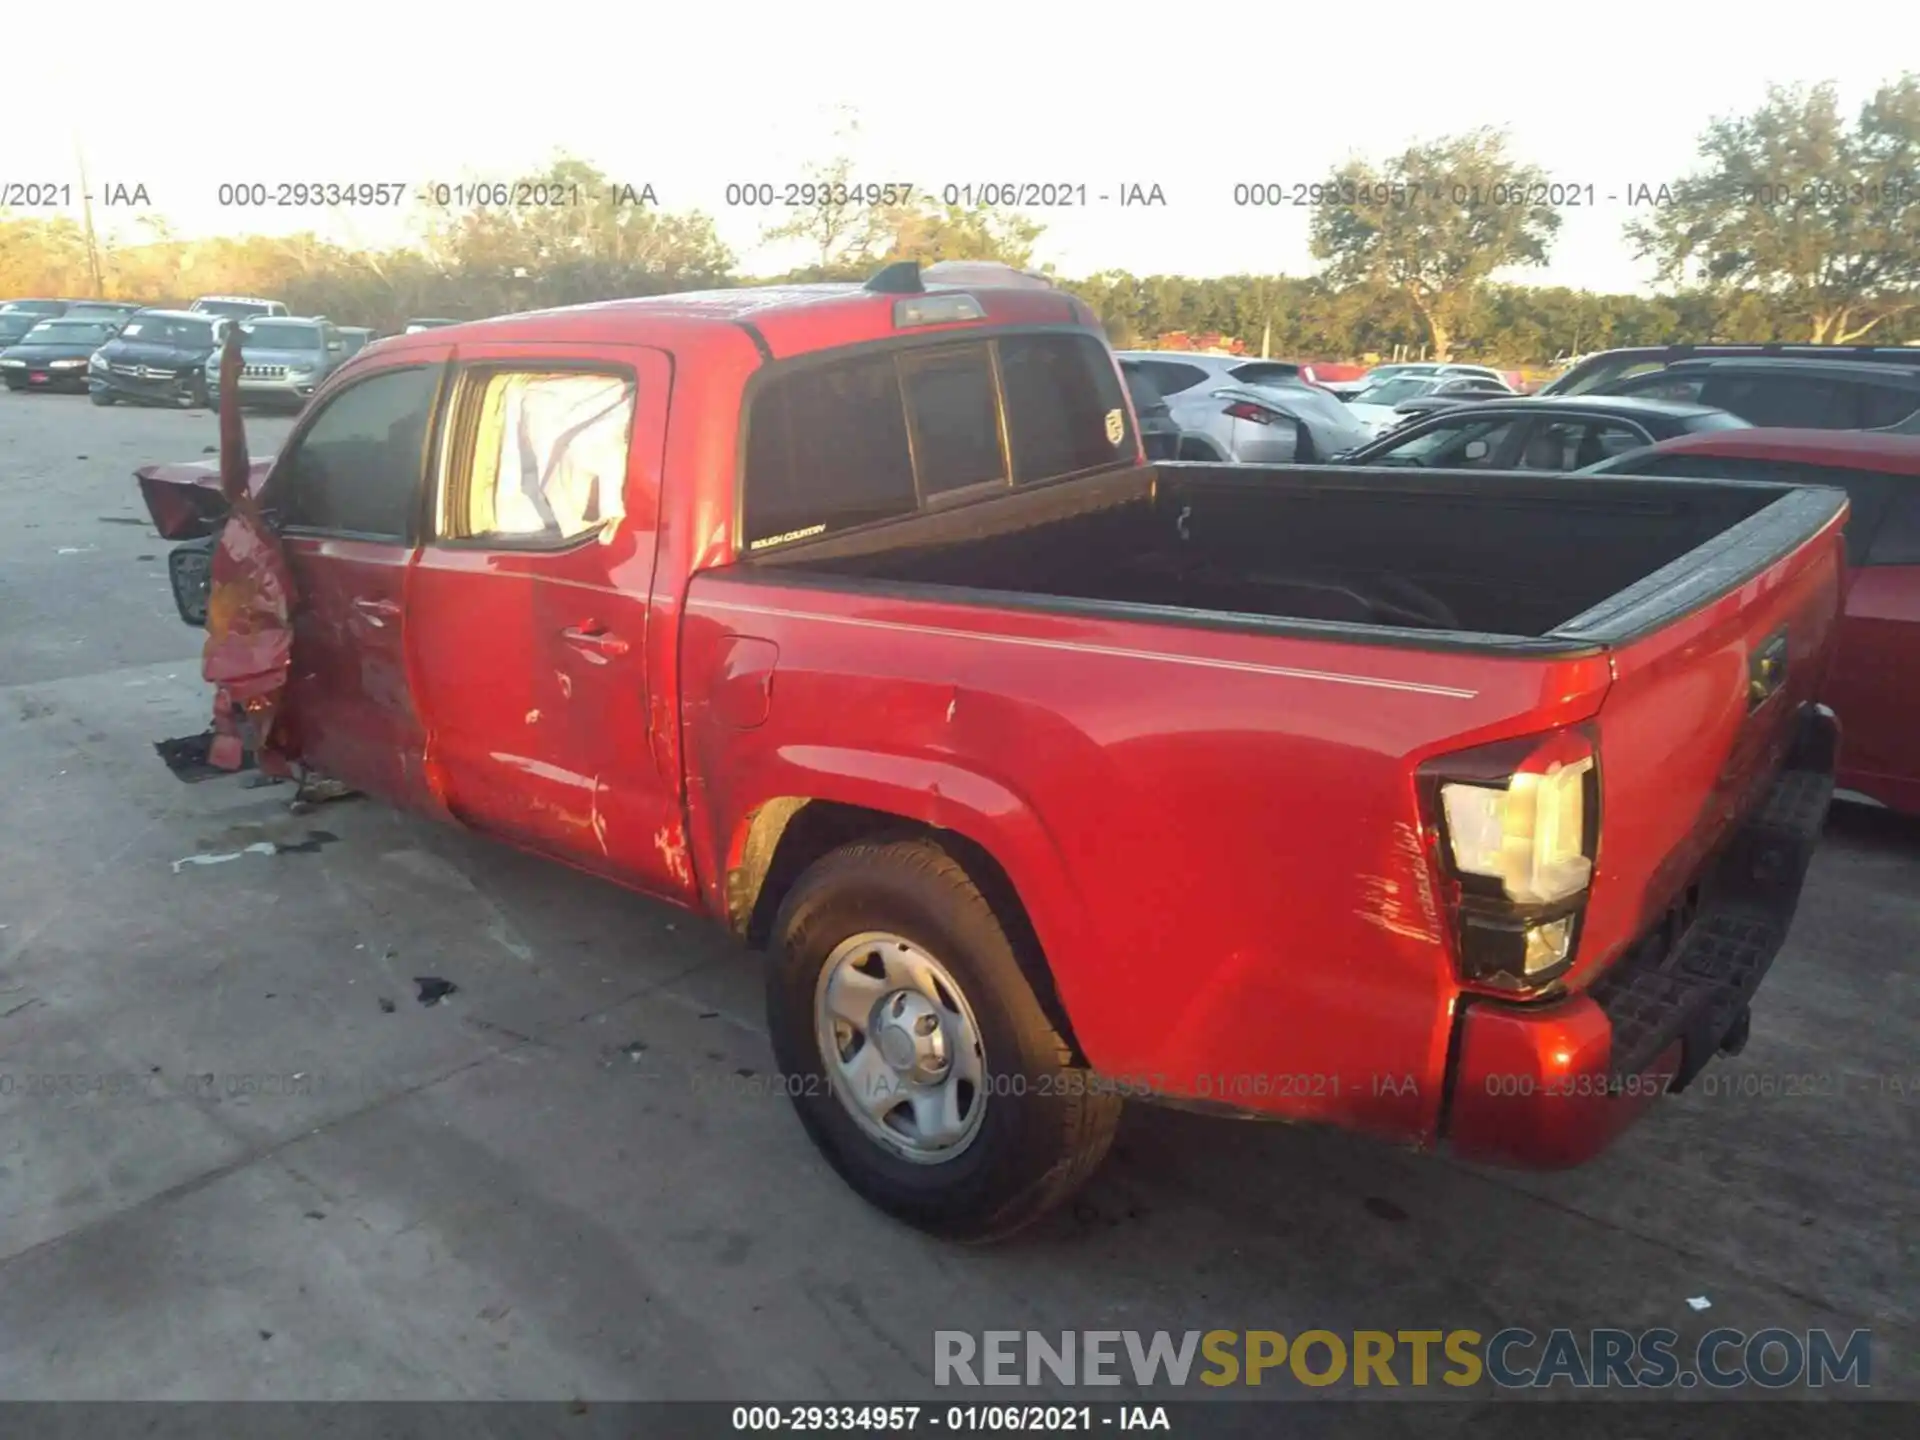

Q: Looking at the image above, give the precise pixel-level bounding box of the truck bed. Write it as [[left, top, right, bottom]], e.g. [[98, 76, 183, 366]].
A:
[[743, 462, 1828, 649]]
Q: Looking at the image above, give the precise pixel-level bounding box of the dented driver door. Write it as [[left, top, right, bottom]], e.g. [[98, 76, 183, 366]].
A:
[[406, 343, 692, 901], [260, 352, 451, 808]]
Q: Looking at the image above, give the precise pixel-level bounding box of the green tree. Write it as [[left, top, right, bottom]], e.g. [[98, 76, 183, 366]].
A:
[[872, 199, 1044, 268], [759, 153, 894, 276], [1309, 129, 1562, 360], [1626, 75, 1920, 343], [420, 156, 734, 314]]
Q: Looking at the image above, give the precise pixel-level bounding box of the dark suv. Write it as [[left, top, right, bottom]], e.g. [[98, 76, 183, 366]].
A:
[[1588, 356, 1920, 432], [1544, 344, 1920, 430]]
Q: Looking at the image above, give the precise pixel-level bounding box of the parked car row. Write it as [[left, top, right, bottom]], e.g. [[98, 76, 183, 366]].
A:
[[1, 294, 395, 408], [1121, 338, 1920, 471]]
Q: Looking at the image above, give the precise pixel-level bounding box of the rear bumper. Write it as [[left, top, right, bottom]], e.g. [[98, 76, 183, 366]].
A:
[[1442, 703, 1837, 1169]]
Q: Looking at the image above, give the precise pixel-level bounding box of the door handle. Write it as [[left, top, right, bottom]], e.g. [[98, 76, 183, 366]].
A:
[[351, 596, 402, 626], [560, 625, 629, 657]]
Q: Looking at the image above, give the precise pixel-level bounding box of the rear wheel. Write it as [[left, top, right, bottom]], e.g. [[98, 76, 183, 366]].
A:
[[767, 836, 1120, 1241], [2, 377, 22, 392], [185, 375, 210, 409], [89, 389, 114, 407]]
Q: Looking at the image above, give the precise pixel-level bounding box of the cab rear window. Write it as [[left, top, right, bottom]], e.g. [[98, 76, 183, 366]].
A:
[[742, 331, 1131, 551]]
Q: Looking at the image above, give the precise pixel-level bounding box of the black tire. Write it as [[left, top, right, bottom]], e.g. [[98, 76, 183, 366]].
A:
[[90, 389, 114, 407], [2, 378, 22, 392], [767, 835, 1121, 1241], [186, 375, 210, 409]]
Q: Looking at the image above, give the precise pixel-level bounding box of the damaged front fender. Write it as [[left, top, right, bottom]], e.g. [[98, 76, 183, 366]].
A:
[[193, 328, 300, 775]]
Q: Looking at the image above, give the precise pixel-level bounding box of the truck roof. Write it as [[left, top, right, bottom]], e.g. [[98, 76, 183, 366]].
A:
[[363, 263, 1101, 364]]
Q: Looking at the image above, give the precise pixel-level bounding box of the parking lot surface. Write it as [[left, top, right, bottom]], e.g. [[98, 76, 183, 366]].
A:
[[1, 391, 1915, 1411]]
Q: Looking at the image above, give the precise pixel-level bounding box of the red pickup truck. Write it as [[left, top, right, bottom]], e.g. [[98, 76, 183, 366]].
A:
[[139, 262, 1848, 1240]]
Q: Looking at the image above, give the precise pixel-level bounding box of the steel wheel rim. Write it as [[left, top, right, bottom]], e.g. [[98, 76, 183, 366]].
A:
[[813, 931, 989, 1165]]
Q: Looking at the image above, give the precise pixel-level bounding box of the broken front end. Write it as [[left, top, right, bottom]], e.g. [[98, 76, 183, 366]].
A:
[[138, 329, 300, 780]]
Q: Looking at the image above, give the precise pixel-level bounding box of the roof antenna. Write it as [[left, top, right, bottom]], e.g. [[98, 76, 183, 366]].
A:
[[864, 260, 924, 295]]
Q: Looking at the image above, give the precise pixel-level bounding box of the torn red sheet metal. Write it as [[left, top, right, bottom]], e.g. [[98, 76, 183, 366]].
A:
[[134, 455, 274, 540], [201, 328, 299, 775]]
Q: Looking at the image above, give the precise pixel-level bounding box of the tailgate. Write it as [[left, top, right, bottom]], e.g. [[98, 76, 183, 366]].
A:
[[1569, 488, 1848, 988]]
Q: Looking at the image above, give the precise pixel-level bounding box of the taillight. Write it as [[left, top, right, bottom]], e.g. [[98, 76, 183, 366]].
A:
[[1419, 726, 1600, 995], [1224, 400, 1277, 424]]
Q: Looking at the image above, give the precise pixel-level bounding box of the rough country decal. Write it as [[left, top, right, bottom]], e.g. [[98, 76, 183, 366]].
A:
[[750, 523, 828, 550], [1105, 408, 1125, 445]]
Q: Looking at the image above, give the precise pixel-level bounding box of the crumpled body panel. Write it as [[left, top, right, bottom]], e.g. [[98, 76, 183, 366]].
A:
[[201, 330, 299, 774]]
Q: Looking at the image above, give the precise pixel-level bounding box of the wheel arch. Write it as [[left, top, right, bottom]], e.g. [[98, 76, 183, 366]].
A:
[[725, 795, 1093, 1066]]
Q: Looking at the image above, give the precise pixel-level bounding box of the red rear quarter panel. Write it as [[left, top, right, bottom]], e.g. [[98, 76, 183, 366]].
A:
[[681, 575, 1614, 1146]]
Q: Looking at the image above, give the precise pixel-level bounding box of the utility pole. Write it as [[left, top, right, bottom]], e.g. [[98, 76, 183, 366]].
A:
[[73, 133, 105, 298]]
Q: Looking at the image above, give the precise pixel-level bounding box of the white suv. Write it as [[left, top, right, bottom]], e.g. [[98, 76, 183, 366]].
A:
[[189, 295, 289, 322]]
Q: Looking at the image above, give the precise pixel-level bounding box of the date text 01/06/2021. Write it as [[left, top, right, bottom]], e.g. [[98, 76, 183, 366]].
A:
[[730, 1404, 1169, 1432], [208, 181, 658, 208]]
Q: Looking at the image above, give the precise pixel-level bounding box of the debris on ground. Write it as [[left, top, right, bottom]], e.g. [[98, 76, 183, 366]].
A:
[[273, 831, 339, 855], [172, 843, 278, 873], [294, 775, 360, 807], [1686, 1296, 1712, 1311], [378, 997, 397, 1014], [155, 732, 259, 783], [169, 827, 340, 873], [414, 977, 459, 1006]]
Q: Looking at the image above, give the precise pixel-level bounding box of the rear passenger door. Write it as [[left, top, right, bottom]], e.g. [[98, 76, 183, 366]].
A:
[[404, 343, 688, 898], [1825, 483, 1920, 809], [261, 352, 450, 806]]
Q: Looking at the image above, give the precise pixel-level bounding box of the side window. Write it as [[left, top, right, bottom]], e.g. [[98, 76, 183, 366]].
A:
[[272, 365, 440, 537], [999, 333, 1132, 482], [1373, 416, 1522, 468], [445, 370, 635, 545], [1578, 422, 1655, 466], [1136, 359, 1209, 396], [1706, 376, 1847, 428], [1228, 362, 1301, 387], [1613, 372, 1707, 404], [742, 353, 916, 548], [1866, 486, 1920, 565], [1516, 420, 1649, 471], [899, 345, 1006, 497], [1857, 385, 1920, 430]]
